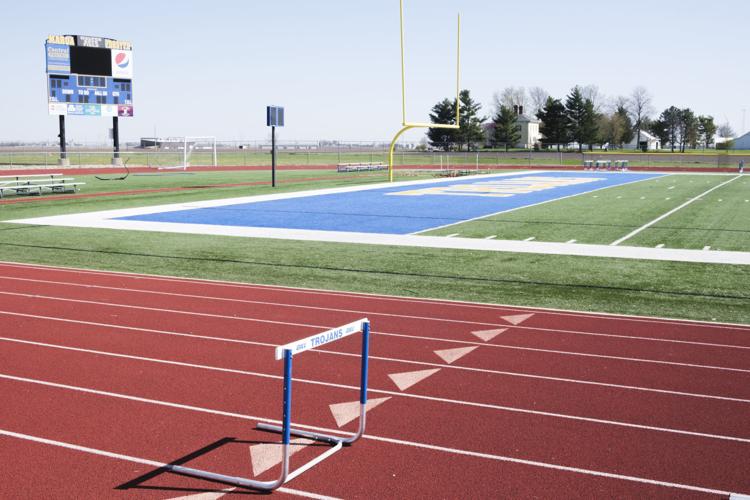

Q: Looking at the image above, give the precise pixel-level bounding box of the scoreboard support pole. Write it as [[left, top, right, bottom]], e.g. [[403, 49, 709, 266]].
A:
[[58, 115, 69, 167], [112, 117, 122, 166], [271, 125, 277, 188], [266, 105, 283, 188]]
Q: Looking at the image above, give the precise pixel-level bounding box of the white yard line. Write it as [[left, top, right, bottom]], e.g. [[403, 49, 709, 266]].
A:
[[410, 171, 662, 235], [610, 176, 742, 246]]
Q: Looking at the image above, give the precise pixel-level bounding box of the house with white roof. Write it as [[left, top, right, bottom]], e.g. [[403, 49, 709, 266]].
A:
[[623, 130, 661, 151]]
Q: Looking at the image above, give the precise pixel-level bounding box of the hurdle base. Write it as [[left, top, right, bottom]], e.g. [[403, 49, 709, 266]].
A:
[[257, 403, 367, 446], [166, 463, 284, 490]]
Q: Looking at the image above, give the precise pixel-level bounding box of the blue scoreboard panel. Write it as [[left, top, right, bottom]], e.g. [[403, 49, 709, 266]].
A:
[[45, 35, 134, 117]]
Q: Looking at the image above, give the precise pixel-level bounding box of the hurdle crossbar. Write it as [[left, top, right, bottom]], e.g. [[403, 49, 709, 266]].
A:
[[168, 318, 371, 491]]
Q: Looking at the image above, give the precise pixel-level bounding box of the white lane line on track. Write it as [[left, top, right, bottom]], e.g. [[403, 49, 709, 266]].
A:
[[4, 332, 750, 437], [3, 290, 749, 372], [611, 175, 742, 246], [4, 311, 749, 403], [4, 275, 750, 348], [0, 389, 746, 498], [12, 275, 750, 346], [2, 276, 749, 351], [5, 372, 750, 445], [0, 430, 338, 500], [2, 261, 749, 331]]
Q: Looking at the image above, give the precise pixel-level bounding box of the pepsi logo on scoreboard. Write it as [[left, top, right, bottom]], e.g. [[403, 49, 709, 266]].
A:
[[111, 50, 133, 78]]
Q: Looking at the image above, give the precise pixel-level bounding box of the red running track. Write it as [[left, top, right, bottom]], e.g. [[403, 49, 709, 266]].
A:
[[0, 261, 748, 499]]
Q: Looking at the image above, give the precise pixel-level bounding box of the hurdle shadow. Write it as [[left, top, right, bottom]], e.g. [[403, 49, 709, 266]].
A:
[[115, 436, 328, 495]]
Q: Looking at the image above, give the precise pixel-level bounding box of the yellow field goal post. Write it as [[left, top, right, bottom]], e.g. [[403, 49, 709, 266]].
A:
[[388, 0, 461, 182]]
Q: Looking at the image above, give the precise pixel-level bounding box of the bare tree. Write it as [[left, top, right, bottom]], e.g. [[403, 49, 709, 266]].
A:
[[493, 86, 527, 114], [718, 122, 735, 139], [610, 95, 629, 114], [581, 84, 606, 113], [629, 86, 653, 151], [528, 86, 550, 117]]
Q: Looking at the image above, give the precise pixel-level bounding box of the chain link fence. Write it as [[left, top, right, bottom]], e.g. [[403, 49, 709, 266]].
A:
[[0, 142, 747, 170]]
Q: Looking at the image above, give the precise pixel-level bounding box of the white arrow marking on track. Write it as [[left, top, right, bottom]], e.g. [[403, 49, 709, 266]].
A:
[[501, 313, 534, 325], [250, 438, 313, 477], [388, 368, 441, 391], [329, 397, 391, 428], [433, 346, 478, 364], [471, 328, 506, 342]]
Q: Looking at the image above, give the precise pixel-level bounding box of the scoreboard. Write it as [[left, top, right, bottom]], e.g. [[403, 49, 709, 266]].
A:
[[45, 35, 134, 117]]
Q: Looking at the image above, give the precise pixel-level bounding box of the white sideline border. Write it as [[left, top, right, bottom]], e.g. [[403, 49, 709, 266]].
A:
[[11, 171, 750, 265]]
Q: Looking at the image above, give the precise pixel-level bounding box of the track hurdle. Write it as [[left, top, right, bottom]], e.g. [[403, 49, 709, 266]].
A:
[[168, 318, 371, 490]]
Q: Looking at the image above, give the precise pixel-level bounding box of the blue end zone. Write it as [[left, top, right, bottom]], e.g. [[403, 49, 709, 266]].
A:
[[117, 171, 663, 234]]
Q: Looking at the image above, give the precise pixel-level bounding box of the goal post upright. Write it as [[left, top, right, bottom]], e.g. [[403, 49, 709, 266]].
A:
[[388, 0, 461, 182]]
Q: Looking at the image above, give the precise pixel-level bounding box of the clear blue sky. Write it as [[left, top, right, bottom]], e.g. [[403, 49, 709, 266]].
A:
[[1, 0, 748, 144]]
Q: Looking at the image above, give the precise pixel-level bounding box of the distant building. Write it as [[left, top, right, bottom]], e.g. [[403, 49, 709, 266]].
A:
[[731, 131, 750, 149], [517, 109, 542, 149], [623, 130, 661, 151], [484, 105, 542, 149]]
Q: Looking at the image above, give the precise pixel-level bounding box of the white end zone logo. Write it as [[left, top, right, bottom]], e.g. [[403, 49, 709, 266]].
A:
[[389, 176, 605, 198]]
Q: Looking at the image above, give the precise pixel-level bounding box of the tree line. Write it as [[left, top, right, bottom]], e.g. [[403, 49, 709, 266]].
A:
[[427, 85, 733, 152]]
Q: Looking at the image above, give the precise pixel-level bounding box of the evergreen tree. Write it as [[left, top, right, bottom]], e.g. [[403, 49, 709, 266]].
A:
[[492, 106, 521, 151], [656, 106, 682, 152], [580, 99, 599, 151], [615, 105, 635, 145], [426, 98, 458, 151], [456, 89, 486, 151], [678, 108, 699, 152], [537, 97, 569, 151], [697, 116, 717, 150], [565, 86, 598, 151]]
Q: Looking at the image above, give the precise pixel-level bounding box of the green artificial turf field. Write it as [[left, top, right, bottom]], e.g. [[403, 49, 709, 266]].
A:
[[424, 174, 750, 251], [1, 169, 748, 324]]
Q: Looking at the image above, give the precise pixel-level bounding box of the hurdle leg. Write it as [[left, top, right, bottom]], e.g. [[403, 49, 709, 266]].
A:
[[257, 321, 371, 446], [165, 350, 295, 490]]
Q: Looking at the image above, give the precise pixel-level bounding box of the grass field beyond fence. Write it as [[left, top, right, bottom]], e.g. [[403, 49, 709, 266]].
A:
[[1, 147, 749, 170]]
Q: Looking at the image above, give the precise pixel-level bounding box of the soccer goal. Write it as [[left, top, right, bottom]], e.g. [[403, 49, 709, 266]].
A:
[[157, 136, 217, 170]]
